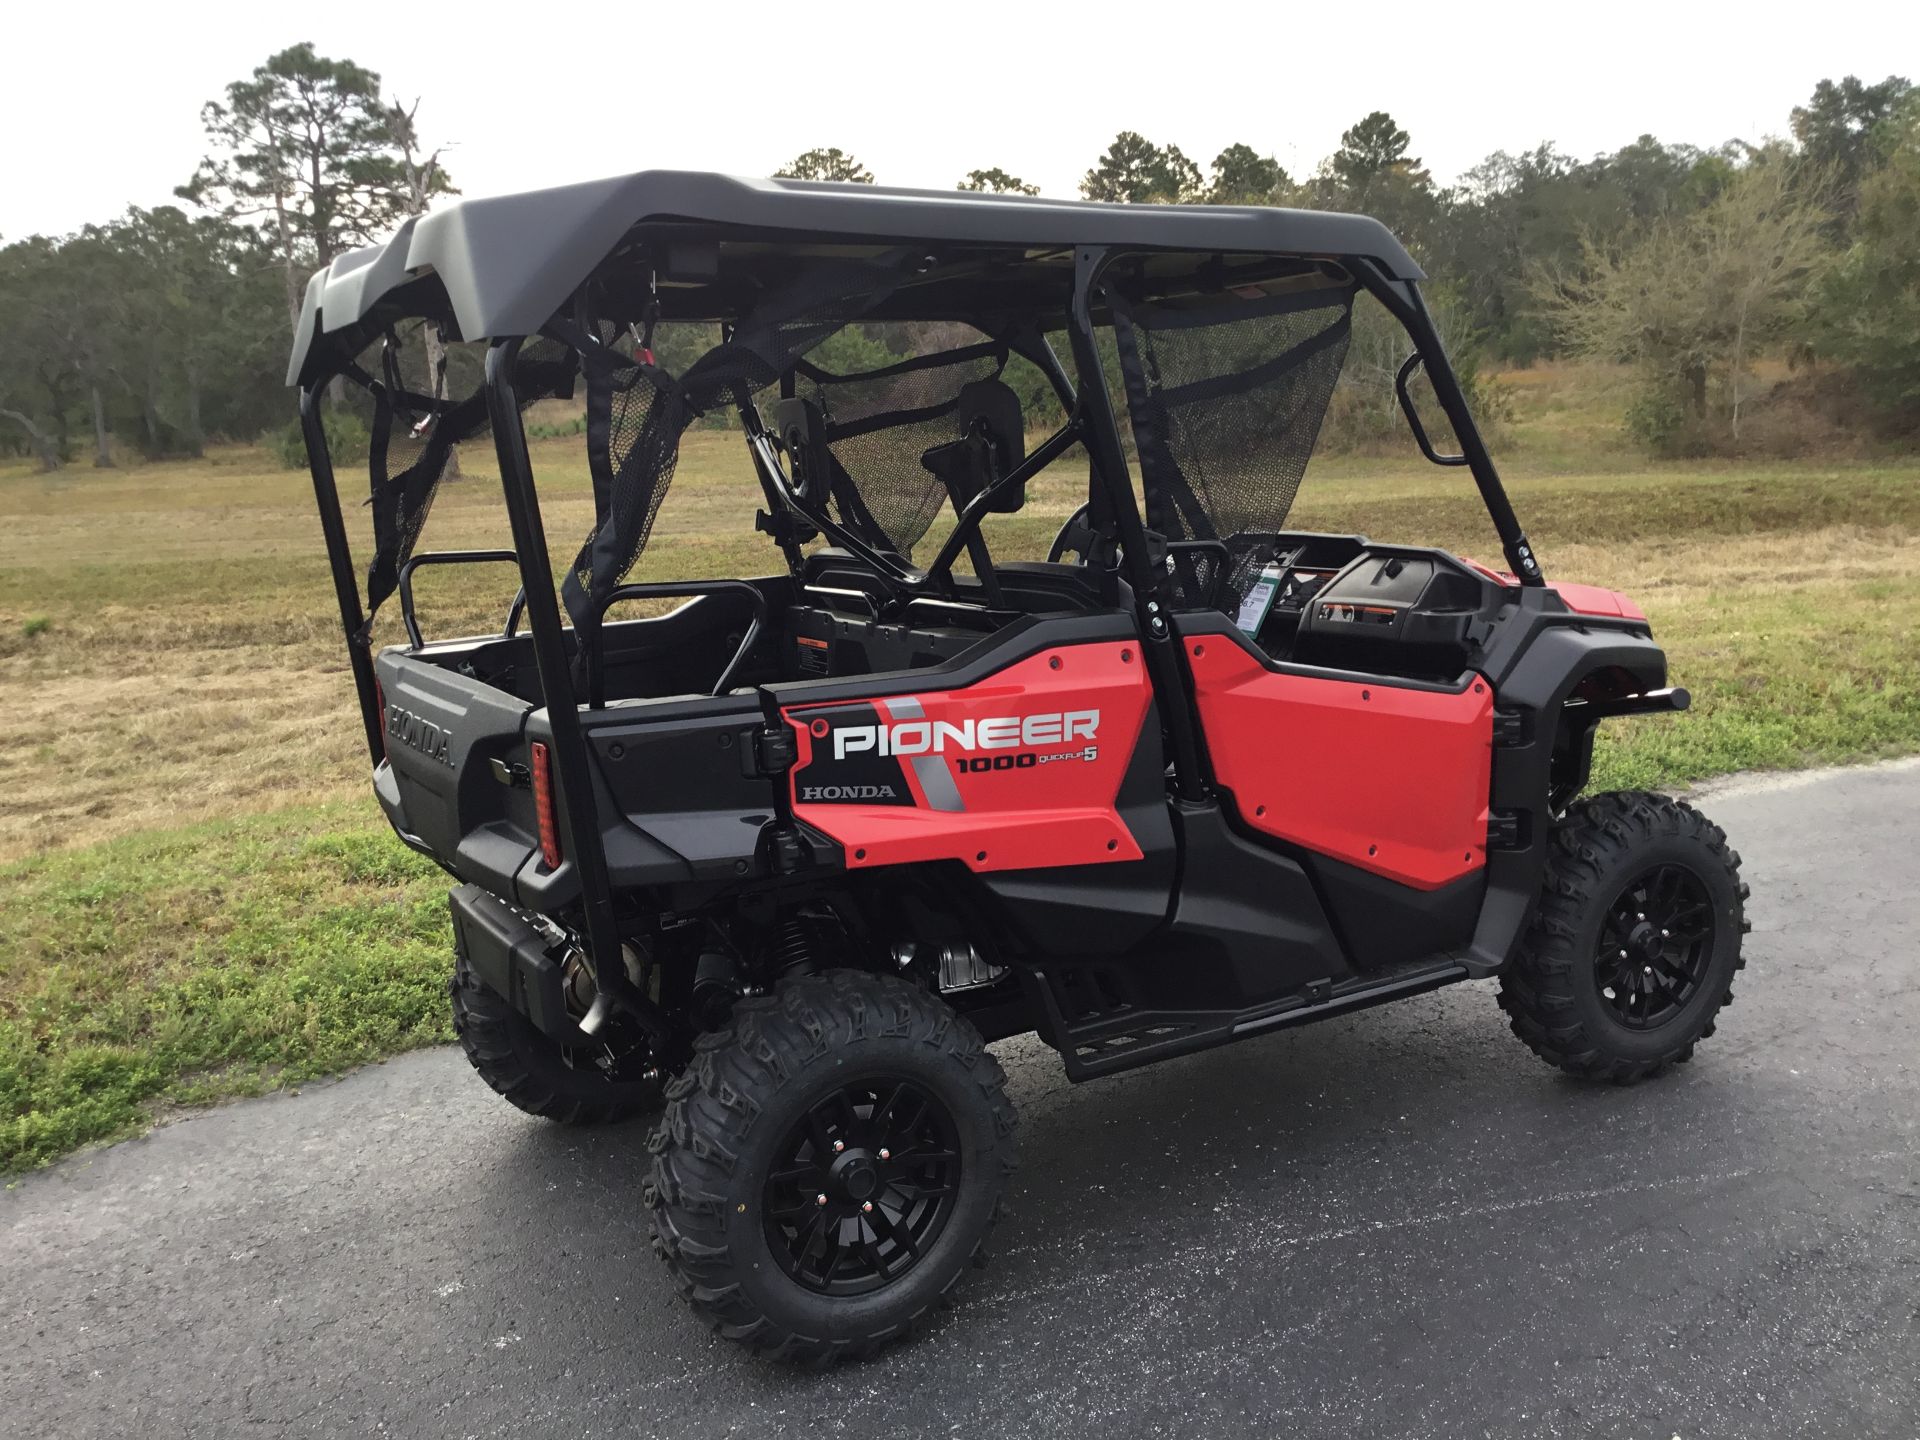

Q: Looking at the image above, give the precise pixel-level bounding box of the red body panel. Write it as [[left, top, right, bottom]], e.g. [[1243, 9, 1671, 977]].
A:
[[1460, 558, 1646, 622], [1546, 582, 1646, 621], [784, 642, 1153, 874], [1186, 642, 1494, 890]]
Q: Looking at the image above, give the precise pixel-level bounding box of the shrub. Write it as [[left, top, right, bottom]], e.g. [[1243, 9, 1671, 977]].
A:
[[271, 411, 370, 470], [22, 615, 51, 639], [1624, 383, 1697, 456]]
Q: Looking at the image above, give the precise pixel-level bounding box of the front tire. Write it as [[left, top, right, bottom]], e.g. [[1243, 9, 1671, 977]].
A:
[[646, 969, 1018, 1363], [450, 955, 663, 1124], [1499, 791, 1749, 1084]]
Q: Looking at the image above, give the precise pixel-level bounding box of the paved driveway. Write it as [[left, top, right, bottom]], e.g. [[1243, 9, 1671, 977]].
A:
[[5, 762, 1917, 1437]]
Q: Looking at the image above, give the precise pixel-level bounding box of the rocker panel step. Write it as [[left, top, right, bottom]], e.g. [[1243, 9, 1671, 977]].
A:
[[1036, 958, 1469, 1082]]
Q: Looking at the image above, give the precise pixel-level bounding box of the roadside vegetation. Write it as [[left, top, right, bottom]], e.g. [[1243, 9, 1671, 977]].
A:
[[4, 371, 1917, 1171], [1, 49, 1916, 1171]]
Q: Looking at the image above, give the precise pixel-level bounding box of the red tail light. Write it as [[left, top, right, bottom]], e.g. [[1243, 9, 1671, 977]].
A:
[[530, 741, 562, 869]]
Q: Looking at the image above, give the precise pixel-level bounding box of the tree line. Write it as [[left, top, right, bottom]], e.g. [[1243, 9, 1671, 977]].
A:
[[2, 51, 1913, 472]]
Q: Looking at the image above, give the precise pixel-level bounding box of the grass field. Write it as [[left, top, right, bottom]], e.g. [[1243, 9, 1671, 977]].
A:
[[3, 368, 1917, 1171]]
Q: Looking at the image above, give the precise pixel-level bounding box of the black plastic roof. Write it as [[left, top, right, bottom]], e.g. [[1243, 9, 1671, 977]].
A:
[[287, 170, 1424, 386]]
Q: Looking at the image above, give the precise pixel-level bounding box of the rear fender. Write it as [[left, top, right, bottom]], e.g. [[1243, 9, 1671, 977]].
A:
[[372, 650, 536, 894]]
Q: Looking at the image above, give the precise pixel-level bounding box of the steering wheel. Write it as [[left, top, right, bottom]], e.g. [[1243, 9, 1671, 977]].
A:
[[1048, 502, 1096, 564]]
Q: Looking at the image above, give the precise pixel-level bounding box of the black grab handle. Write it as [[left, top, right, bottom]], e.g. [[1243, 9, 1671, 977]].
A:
[[584, 580, 769, 708], [396, 550, 520, 650], [1395, 353, 1470, 468]]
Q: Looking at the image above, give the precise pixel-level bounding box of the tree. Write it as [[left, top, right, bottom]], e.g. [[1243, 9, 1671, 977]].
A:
[[1311, 112, 1440, 254], [776, 149, 875, 184], [0, 247, 64, 469], [0, 238, 80, 468], [1536, 153, 1834, 448], [1792, 74, 1913, 212], [98, 207, 286, 459], [957, 168, 1039, 195], [1814, 97, 1920, 429], [1328, 111, 1430, 197], [1206, 144, 1290, 205], [179, 44, 428, 332], [1080, 132, 1202, 204], [7, 233, 127, 467]]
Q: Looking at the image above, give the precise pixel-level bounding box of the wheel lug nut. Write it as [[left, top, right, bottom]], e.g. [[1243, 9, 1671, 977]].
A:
[[832, 1140, 845, 1154], [1643, 966, 1652, 974], [878, 1148, 890, 1161], [1637, 912, 1646, 921], [816, 1193, 828, 1206], [861, 1201, 874, 1214], [1661, 929, 1670, 938], [1619, 949, 1629, 959]]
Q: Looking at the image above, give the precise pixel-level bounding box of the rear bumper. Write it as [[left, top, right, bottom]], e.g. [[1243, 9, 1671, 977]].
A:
[[447, 884, 592, 1045]]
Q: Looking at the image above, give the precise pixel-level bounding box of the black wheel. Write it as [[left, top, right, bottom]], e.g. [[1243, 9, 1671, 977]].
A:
[[1499, 791, 1750, 1084], [646, 969, 1017, 1363], [449, 955, 664, 1124]]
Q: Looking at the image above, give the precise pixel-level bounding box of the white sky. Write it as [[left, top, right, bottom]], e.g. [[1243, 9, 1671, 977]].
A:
[[5, 0, 1915, 240]]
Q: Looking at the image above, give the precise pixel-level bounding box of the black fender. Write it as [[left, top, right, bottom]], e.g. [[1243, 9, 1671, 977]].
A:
[[1466, 600, 1670, 975]]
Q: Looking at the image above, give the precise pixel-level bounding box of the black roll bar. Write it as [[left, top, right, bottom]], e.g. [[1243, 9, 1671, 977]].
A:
[[482, 338, 664, 1043], [582, 580, 769, 708], [1065, 247, 1210, 803], [300, 386, 384, 764], [396, 549, 519, 650], [1352, 260, 1544, 585]]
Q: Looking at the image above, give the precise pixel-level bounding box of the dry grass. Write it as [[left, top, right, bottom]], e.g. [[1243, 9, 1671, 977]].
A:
[[3, 433, 1918, 860], [2, 407, 1917, 1171]]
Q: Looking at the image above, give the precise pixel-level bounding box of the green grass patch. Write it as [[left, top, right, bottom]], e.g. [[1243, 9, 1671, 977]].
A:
[[7, 562, 1917, 1174], [4, 414, 1917, 1172], [1593, 578, 1920, 789], [0, 803, 454, 1172]]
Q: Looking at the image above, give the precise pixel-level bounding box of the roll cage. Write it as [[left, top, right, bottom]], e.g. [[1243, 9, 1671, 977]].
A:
[[290, 171, 1546, 1020]]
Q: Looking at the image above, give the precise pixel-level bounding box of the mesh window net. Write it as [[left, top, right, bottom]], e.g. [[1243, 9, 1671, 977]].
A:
[[362, 333, 577, 625], [1110, 282, 1355, 606], [555, 251, 928, 632], [792, 326, 1007, 561]]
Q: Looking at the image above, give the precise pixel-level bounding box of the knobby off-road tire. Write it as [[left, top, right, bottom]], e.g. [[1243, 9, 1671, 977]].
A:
[[450, 956, 664, 1124], [1500, 790, 1750, 1084], [646, 969, 1018, 1363]]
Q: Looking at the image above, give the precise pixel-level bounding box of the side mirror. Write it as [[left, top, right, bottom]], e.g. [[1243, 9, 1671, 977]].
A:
[[770, 397, 831, 503], [1395, 354, 1468, 468]]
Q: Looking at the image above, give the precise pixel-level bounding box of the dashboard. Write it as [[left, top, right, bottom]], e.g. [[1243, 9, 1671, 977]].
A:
[[1225, 533, 1507, 680]]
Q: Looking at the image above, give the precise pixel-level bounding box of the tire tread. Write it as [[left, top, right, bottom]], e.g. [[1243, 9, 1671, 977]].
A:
[[646, 970, 1018, 1364], [1498, 790, 1749, 1084]]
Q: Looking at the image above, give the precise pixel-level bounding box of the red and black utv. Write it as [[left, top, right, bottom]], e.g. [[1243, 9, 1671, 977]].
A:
[[289, 173, 1749, 1361]]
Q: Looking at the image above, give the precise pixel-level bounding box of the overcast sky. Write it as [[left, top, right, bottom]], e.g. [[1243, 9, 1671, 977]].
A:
[[5, 0, 1915, 241]]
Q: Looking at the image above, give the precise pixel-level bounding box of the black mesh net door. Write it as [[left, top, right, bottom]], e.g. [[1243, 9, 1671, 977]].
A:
[[362, 334, 578, 626], [791, 328, 1008, 561], [1109, 283, 1355, 607]]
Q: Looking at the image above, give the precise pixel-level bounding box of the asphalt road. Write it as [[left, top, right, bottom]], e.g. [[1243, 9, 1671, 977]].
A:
[[5, 761, 1917, 1439]]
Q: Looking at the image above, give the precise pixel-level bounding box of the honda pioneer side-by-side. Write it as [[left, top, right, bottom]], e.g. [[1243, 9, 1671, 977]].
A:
[[287, 173, 1750, 1361]]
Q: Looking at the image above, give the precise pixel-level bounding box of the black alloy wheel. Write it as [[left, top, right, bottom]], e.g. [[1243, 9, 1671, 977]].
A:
[[1499, 790, 1749, 1084], [761, 1077, 962, 1296], [646, 969, 1018, 1362], [1594, 863, 1718, 1030]]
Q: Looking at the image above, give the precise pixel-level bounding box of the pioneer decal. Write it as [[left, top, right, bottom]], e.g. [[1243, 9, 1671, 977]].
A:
[[831, 710, 1100, 760], [779, 643, 1153, 870]]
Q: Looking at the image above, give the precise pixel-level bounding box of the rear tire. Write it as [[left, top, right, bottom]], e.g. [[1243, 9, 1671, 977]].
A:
[[450, 956, 663, 1124], [1499, 790, 1749, 1084], [646, 969, 1018, 1363]]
